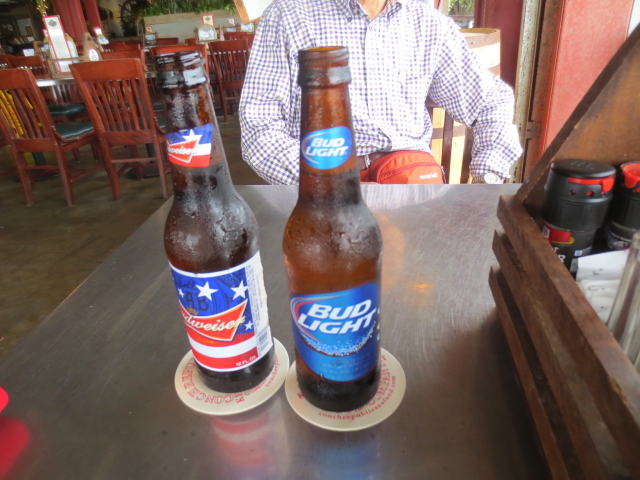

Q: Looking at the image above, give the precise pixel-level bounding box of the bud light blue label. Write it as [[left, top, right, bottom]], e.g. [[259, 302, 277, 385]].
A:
[[290, 283, 379, 382], [301, 126, 353, 170]]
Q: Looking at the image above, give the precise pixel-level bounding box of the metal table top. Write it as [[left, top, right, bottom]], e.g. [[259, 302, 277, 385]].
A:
[[0, 184, 548, 480]]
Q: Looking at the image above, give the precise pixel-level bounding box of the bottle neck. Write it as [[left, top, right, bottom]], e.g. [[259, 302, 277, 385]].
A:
[[162, 83, 236, 198], [298, 84, 362, 204]]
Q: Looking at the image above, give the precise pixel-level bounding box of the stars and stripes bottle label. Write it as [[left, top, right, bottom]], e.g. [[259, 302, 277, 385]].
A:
[[169, 252, 273, 372], [166, 123, 213, 168]]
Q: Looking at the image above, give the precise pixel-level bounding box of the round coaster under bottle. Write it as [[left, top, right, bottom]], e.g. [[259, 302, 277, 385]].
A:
[[285, 349, 406, 432], [174, 338, 289, 416]]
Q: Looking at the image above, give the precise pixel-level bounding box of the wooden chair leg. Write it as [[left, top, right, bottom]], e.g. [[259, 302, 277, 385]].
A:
[[127, 145, 143, 179], [154, 139, 169, 199], [218, 85, 228, 122], [15, 151, 34, 206], [72, 149, 81, 163], [54, 148, 75, 207], [90, 142, 100, 163], [101, 143, 120, 201]]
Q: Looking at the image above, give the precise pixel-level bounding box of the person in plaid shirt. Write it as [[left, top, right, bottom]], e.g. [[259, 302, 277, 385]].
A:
[[239, 0, 522, 185]]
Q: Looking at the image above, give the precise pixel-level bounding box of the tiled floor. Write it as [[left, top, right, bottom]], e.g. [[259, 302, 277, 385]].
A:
[[0, 116, 265, 359]]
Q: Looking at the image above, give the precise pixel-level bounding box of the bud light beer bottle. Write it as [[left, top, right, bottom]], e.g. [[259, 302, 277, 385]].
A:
[[156, 51, 274, 393], [283, 47, 383, 412]]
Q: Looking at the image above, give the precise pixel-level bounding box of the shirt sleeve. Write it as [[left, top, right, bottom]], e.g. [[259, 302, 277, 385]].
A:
[[427, 18, 522, 181], [239, 4, 300, 185]]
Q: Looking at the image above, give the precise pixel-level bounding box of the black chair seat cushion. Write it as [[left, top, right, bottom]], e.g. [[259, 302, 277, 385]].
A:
[[48, 103, 88, 117], [153, 101, 163, 111], [54, 122, 94, 139], [156, 115, 166, 130]]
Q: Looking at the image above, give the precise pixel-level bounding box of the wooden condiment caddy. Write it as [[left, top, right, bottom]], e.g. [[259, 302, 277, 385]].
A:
[[489, 26, 640, 479]]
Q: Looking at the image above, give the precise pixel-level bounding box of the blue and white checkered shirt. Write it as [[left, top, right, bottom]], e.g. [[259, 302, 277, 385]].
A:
[[239, 0, 522, 185]]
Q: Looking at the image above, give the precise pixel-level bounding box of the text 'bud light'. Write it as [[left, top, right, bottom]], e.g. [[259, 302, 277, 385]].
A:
[[291, 283, 379, 382], [301, 126, 352, 170]]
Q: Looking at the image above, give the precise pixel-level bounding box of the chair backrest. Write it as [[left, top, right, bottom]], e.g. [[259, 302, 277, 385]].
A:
[[70, 59, 157, 142], [245, 33, 255, 48], [47, 83, 84, 105], [426, 98, 472, 184], [0, 69, 57, 145], [102, 49, 147, 70], [7, 55, 49, 76], [185, 38, 198, 45], [156, 37, 180, 46], [103, 42, 141, 52], [224, 32, 255, 48], [225, 32, 246, 41], [210, 40, 250, 86], [150, 44, 210, 76], [0, 54, 14, 68]]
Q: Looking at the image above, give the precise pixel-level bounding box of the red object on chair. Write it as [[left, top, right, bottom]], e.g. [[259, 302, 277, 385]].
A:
[[0, 388, 7, 414], [0, 69, 107, 206], [0, 417, 29, 480], [209, 39, 250, 121], [70, 59, 169, 200]]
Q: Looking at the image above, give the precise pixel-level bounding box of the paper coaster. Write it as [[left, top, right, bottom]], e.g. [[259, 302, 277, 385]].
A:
[[174, 338, 289, 416], [285, 349, 406, 431]]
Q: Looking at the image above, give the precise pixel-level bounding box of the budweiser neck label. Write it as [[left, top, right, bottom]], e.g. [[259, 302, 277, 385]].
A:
[[290, 283, 379, 382], [301, 126, 352, 169], [166, 123, 213, 168], [170, 253, 273, 372]]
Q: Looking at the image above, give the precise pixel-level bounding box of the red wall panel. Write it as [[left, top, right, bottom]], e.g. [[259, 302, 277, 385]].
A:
[[475, 0, 524, 88], [51, 0, 87, 39], [545, 1, 634, 146]]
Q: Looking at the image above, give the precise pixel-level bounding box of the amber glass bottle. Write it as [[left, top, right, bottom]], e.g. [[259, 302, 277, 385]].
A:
[[283, 47, 383, 411], [156, 51, 274, 393]]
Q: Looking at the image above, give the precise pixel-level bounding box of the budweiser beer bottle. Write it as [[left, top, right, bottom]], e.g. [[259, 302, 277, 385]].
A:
[[156, 51, 274, 393]]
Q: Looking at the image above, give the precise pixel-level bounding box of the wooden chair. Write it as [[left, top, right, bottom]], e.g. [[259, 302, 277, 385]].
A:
[[0, 69, 106, 206], [150, 44, 210, 76], [70, 59, 169, 200], [0, 54, 14, 68], [224, 32, 255, 48], [225, 32, 246, 41], [426, 98, 473, 184], [0, 133, 15, 179], [185, 38, 198, 45], [6, 55, 88, 121], [7, 55, 48, 76], [102, 49, 155, 95], [156, 37, 180, 46], [209, 40, 250, 121], [103, 42, 142, 52], [244, 33, 255, 49]]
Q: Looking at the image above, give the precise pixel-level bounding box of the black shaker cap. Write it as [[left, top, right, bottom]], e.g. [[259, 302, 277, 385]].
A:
[[551, 159, 616, 179]]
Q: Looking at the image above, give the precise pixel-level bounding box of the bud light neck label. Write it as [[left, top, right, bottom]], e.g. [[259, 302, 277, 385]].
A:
[[301, 126, 353, 170], [166, 123, 213, 168], [169, 253, 273, 372], [291, 283, 379, 382]]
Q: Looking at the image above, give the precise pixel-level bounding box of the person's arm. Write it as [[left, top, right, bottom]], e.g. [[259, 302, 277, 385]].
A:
[[427, 18, 522, 182], [239, 4, 300, 185]]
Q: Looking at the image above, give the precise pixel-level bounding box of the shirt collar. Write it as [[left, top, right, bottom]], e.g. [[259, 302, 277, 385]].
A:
[[332, 0, 404, 21]]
